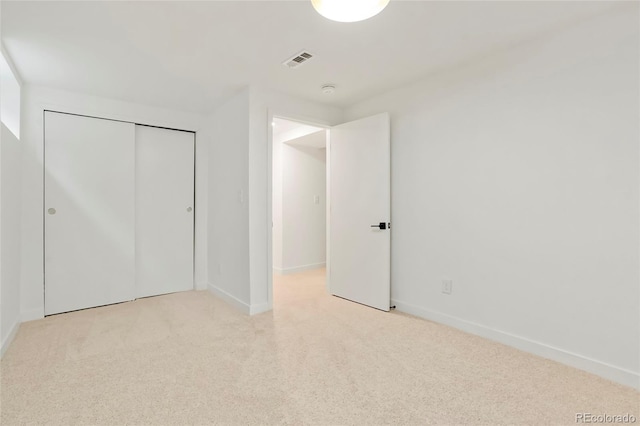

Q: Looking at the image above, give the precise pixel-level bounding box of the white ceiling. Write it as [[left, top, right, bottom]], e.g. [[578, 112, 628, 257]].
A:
[[1, 1, 625, 113]]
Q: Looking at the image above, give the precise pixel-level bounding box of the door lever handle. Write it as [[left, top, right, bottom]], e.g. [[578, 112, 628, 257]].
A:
[[371, 222, 387, 230]]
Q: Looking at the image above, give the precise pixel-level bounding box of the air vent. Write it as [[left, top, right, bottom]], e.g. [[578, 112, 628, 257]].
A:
[[282, 50, 314, 68]]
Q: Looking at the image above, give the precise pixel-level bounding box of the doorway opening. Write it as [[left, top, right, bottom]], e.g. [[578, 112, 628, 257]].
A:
[[267, 112, 391, 313], [271, 117, 329, 308]]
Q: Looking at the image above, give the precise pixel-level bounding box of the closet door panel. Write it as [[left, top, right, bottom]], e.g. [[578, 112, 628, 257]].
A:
[[135, 126, 194, 298], [44, 112, 136, 315]]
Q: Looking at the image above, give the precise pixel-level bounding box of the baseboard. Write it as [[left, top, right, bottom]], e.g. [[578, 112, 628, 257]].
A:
[[195, 281, 208, 291], [208, 283, 250, 315], [250, 302, 270, 316], [1, 320, 20, 358], [21, 308, 44, 322], [274, 262, 326, 275], [392, 299, 640, 390]]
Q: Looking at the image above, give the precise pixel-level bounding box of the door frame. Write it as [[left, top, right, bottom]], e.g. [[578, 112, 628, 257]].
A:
[[267, 111, 332, 310], [43, 110, 197, 314]]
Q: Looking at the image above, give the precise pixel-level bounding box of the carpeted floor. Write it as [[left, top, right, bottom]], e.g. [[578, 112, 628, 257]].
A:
[[1, 268, 638, 425]]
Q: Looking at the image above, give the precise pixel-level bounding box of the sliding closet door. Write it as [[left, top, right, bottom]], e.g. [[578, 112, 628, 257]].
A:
[[135, 126, 194, 298], [44, 112, 136, 315]]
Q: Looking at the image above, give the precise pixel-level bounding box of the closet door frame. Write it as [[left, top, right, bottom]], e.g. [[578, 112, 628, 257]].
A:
[[43, 110, 197, 315]]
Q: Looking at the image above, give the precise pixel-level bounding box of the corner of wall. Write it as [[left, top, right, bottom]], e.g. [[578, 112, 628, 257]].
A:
[[20, 308, 43, 323], [207, 282, 250, 315], [0, 320, 19, 358], [1, 122, 23, 357]]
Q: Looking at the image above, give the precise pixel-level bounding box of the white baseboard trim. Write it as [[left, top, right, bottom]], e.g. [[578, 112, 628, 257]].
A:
[[392, 299, 640, 390], [273, 262, 326, 275], [208, 283, 250, 315], [207, 284, 272, 316], [250, 302, 270, 316], [21, 308, 44, 322], [1, 320, 20, 358]]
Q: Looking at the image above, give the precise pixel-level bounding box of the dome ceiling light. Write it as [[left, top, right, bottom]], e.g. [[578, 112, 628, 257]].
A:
[[311, 0, 390, 23]]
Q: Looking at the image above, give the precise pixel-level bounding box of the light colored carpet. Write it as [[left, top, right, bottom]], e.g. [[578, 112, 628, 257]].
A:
[[1, 268, 638, 425]]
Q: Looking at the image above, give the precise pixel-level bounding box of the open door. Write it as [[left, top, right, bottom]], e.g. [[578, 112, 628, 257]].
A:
[[329, 112, 390, 311]]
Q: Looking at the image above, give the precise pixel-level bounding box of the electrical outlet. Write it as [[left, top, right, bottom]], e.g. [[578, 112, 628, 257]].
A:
[[442, 279, 453, 295], [314, 195, 320, 204]]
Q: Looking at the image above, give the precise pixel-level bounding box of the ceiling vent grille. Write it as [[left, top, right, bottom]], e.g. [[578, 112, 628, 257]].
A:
[[282, 50, 314, 68]]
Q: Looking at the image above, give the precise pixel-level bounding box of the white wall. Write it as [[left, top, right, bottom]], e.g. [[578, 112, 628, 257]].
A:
[[272, 126, 283, 272], [0, 4, 23, 355], [279, 132, 326, 273], [20, 85, 205, 321], [1, 122, 22, 355], [0, 0, 3, 354], [345, 6, 639, 388], [0, 49, 20, 139], [203, 88, 251, 311], [249, 87, 343, 313]]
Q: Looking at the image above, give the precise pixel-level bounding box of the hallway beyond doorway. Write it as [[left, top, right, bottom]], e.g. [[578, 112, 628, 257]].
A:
[[273, 267, 327, 307]]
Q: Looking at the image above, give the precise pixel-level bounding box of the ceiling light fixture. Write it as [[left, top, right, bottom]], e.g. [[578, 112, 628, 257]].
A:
[[311, 0, 390, 23]]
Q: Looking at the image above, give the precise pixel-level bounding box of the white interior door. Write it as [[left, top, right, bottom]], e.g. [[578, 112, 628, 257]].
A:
[[329, 112, 390, 311], [44, 112, 136, 315], [135, 125, 194, 298]]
